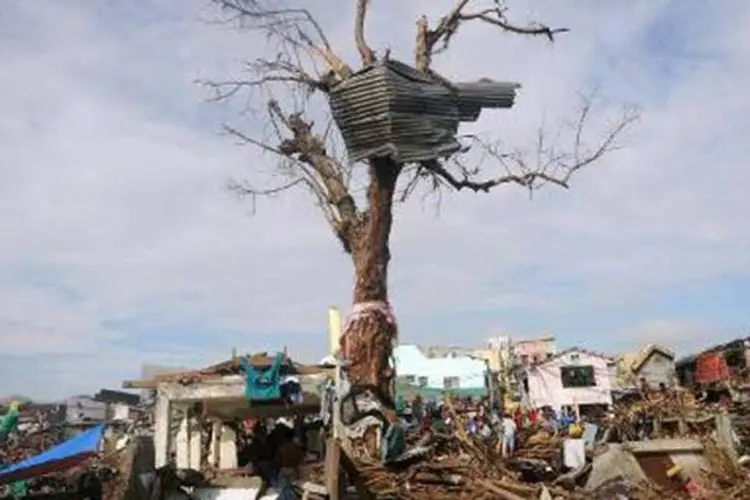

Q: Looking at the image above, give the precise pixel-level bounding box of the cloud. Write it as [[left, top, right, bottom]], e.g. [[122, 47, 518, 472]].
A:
[[0, 0, 749, 399]]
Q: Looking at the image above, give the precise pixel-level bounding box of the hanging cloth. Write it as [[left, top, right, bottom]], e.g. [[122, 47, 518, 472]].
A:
[[240, 353, 284, 401]]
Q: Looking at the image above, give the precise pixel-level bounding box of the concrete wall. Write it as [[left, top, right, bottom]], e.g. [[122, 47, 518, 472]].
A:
[[636, 351, 676, 387], [526, 350, 613, 411], [394, 345, 487, 390]]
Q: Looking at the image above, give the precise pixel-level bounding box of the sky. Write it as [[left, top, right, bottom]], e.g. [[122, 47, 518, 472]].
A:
[[1, 0, 749, 400]]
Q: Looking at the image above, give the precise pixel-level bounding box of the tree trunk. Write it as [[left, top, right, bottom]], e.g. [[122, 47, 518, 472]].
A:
[[342, 159, 401, 404]]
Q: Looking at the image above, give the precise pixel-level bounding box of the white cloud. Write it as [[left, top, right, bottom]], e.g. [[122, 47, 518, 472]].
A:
[[1, 0, 749, 399]]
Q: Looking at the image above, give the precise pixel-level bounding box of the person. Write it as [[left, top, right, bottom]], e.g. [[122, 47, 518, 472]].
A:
[[477, 416, 493, 440], [412, 395, 424, 423], [275, 426, 305, 500], [395, 395, 406, 415], [500, 413, 517, 458], [528, 407, 538, 426], [467, 415, 478, 434]]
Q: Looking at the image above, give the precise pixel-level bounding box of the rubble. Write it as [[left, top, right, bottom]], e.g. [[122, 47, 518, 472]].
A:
[[303, 388, 750, 500], [0, 406, 148, 499], [7, 348, 750, 500]]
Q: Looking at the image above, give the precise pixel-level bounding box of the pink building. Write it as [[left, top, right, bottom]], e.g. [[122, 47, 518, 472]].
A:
[[514, 335, 557, 365]]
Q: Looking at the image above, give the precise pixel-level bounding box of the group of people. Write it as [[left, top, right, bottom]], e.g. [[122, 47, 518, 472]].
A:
[[396, 394, 596, 458], [234, 416, 311, 500]]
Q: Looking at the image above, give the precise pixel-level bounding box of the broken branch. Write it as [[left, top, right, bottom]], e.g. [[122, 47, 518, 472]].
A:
[[416, 0, 568, 72], [423, 95, 640, 193], [215, 0, 352, 79], [355, 0, 376, 66], [222, 100, 361, 252]]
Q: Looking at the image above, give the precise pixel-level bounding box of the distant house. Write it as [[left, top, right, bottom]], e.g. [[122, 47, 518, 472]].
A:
[[393, 344, 488, 398], [94, 389, 141, 422], [675, 337, 750, 387], [521, 347, 614, 413], [65, 396, 107, 424], [513, 335, 557, 366], [616, 344, 676, 389], [65, 389, 141, 424]]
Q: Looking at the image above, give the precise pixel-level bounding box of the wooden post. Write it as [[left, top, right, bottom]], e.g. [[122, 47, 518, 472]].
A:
[[324, 438, 341, 500]]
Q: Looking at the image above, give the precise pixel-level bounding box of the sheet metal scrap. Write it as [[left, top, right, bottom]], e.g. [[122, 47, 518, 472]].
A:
[[328, 59, 520, 164]]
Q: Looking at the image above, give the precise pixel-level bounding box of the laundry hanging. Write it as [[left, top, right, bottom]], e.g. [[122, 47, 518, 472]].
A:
[[240, 352, 284, 401]]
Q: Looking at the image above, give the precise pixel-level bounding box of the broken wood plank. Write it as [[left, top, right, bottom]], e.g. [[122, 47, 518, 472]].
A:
[[324, 438, 341, 500]]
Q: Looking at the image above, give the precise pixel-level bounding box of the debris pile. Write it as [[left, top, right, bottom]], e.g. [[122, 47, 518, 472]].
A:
[[0, 418, 141, 499], [305, 387, 750, 500]]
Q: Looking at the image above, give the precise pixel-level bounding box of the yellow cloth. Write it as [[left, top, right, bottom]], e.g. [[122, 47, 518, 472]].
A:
[[568, 423, 583, 438], [666, 465, 682, 478]]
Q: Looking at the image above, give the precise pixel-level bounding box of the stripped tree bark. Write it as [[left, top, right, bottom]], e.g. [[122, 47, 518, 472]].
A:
[[204, 0, 639, 406]]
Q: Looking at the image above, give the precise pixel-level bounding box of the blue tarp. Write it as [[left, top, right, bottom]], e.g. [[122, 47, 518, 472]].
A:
[[0, 424, 105, 485]]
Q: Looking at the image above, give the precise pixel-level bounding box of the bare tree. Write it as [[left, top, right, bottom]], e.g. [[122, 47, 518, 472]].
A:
[[203, 0, 639, 404]]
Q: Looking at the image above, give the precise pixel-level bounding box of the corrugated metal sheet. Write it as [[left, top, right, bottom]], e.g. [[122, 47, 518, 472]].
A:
[[328, 59, 520, 164], [695, 352, 732, 384]]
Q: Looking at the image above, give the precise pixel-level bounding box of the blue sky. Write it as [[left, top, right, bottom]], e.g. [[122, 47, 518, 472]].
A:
[[1, 0, 749, 400]]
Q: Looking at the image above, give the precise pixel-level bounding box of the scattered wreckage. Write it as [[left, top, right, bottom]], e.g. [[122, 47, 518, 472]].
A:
[[5, 351, 750, 499]]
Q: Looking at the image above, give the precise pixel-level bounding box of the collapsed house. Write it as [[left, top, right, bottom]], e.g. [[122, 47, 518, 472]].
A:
[[123, 352, 333, 499]]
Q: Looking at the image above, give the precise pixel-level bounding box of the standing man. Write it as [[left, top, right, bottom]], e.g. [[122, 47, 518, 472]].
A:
[[500, 413, 517, 458]]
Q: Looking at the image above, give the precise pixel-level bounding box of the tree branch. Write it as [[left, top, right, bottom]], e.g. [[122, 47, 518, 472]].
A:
[[355, 0, 376, 66], [415, 0, 568, 72], [222, 100, 362, 253], [214, 0, 352, 80], [422, 95, 640, 193]]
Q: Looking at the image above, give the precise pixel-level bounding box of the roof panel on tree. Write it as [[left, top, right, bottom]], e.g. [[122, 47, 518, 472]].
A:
[[328, 59, 520, 164]]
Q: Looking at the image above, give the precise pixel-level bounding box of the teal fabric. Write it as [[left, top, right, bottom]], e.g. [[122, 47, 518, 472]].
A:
[[10, 480, 27, 498], [395, 395, 406, 414], [241, 353, 284, 401], [0, 409, 18, 436], [380, 424, 406, 463]]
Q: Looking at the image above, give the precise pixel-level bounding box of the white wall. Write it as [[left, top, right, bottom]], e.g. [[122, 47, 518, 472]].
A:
[[526, 350, 613, 411], [112, 403, 131, 421], [65, 396, 107, 423], [394, 345, 486, 389]]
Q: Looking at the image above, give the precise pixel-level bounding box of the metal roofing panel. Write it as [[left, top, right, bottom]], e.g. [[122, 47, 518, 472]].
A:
[[328, 59, 520, 163]]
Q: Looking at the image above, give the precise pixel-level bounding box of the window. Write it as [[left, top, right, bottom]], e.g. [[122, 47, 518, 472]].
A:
[[418, 376, 428, 388], [520, 354, 529, 364], [443, 376, 460, 389], [560, 365, 596, 388], [404, 375, 416, 384], [570, 353, 581, 363]]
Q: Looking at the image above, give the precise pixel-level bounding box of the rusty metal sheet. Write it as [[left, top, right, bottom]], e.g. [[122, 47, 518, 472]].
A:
[[328, 59, 520, 164]]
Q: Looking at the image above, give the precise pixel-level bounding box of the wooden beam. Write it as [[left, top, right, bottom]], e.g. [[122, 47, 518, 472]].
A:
[[122, 379, 159, 389], [324, 438, 341, 500], [158, 376, 246, 401], [338, 446, 375, 500], [122, 365, 333, 390]]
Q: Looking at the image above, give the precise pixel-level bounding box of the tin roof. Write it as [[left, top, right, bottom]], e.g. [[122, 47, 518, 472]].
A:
[[531, 347, 614, 367], [328, 59, 520, 163]]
